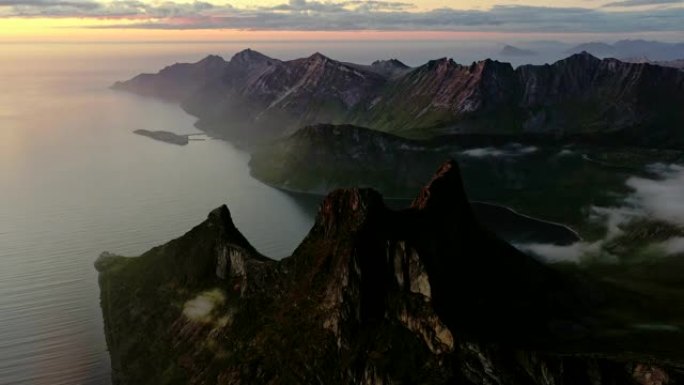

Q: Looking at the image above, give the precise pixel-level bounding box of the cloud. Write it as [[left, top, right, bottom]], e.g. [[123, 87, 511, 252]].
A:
[[626, 164, 684, 226], [0, 0, 99, 10], [603, 0, 684, 7], [657, 237, 684, 255], [1, 1, 683, 33], [515, 241, 605, 263], [519, 163, 684, 264], [460, 144, 538, 158]]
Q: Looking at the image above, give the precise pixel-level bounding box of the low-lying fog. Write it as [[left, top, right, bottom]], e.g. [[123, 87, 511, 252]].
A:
[[519, 163, 684, 262]]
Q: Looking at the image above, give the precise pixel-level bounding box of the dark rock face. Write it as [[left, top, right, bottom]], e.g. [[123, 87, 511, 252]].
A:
[[516, 53, 684, 144], [97, 160, 683, 385], [114, 49, 684, 146]]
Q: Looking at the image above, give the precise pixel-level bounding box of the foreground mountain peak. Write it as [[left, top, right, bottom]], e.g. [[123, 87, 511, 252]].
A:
[[97, 159, 684, 384]]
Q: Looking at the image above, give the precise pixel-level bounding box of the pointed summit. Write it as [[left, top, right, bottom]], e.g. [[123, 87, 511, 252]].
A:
[[308, 52, 331, 63], [563, 50, 601, 64], [230, 48, 272, 64], [198, 54, 226, 64]]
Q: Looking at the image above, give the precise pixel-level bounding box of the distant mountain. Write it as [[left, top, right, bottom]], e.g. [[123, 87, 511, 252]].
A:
[[369, 58, 412, 78], [114, 49, 684, 147], [567, 39, 684, 61], [566, 42, 616, 56], [500, 45, 537, 56], [112, 55, 229, 101]]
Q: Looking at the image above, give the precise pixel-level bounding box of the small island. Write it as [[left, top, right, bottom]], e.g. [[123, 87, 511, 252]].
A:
[[134, 129, 189, 145]]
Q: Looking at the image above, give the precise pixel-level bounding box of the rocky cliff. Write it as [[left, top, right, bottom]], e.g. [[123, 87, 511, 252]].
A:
[[113, 49, 684, 146], [96, 160, 684, 384]]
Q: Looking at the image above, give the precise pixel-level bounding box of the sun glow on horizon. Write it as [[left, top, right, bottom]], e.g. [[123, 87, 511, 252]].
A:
[[0, 0, 682, 42]]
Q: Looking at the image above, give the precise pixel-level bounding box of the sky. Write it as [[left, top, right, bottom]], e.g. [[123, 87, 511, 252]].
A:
[[1, 0, 683, 42]]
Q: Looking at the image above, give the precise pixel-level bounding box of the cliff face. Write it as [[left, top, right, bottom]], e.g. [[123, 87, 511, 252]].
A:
[[177, 51, 386, 142], [517, 53, 684, 142], [113, 50, 684, 146], [360, 58, 521, 135], [96, 161, 684, 385]]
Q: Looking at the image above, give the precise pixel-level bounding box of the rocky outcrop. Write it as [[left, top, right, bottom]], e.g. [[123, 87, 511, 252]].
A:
[[97, 160, 684, 384]]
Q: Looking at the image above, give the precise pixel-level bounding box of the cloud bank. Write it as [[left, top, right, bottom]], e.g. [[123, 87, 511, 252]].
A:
[[1, 0, 683, 33], [603, 0, 684, 7], [626, 164, 684, 227], [460, 144, 538, 158], [519, 163, 684, 263]]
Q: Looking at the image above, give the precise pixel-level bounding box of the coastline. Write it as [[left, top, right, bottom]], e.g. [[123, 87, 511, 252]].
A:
[[250, 173, 582, 246]]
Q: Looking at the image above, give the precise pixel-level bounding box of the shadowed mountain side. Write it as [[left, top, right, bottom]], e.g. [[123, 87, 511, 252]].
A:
[[96, 160, 684, 385]]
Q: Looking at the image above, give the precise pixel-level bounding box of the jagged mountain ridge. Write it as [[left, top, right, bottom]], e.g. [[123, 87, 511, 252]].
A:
[[96, 160, 684, 384], [113, 49, 684, 146]]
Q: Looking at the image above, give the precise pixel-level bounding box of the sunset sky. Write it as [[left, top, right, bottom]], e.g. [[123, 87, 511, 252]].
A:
[[1, 0, 683, 42]]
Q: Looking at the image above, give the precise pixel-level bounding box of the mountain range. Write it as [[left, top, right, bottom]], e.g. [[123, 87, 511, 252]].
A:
[[114, 49, 684, 147]]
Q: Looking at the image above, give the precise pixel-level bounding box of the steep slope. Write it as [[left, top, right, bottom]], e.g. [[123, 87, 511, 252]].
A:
[[116, 49, 387, 142], [97, 160, 684, 384], [248, 53, 386, 133], [358, 58, 521, 136], [517, 52, 684, 145]]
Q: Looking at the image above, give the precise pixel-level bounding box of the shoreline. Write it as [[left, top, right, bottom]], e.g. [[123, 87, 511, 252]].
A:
[[250, 174, 582, 245], [122, 90, 584, 245]]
